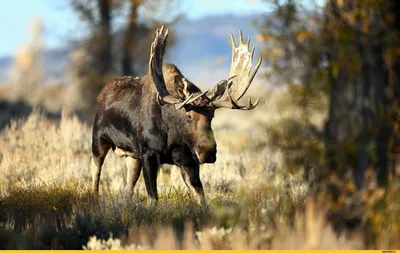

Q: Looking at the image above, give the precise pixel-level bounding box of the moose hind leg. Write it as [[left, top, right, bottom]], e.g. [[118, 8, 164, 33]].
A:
[[180, 165, 205, 205], [91, 142, 110, 194], [142, 152, 160, 203], [126, 156, 141, 195]]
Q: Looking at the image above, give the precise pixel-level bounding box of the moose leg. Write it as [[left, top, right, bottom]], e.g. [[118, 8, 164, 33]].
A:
[[126, 156, 141, 195], [142, 152, 159, 203], [91, 143, 110, 194], [180, 165, 205, 205]]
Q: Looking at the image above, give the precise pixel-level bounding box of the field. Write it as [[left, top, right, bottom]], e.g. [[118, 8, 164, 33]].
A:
[[0, 85, 397, 250], [3, 0, 400, 249]]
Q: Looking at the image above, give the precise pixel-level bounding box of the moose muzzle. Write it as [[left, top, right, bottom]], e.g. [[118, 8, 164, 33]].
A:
[[194, 143, 217, 164]]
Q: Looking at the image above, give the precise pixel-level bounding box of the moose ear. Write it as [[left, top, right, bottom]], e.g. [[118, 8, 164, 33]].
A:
[[206, 80, 229, 101]]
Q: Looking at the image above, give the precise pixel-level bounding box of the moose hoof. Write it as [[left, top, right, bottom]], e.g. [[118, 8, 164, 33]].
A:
[[146, 198, 158, 207]]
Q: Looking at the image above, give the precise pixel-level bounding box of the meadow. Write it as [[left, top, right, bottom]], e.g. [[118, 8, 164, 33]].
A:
[[2, 1, 400, 249], [2, 84, 390, 250]]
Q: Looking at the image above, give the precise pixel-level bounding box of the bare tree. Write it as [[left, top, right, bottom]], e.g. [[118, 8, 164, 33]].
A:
[[68, 0, 180, 118]]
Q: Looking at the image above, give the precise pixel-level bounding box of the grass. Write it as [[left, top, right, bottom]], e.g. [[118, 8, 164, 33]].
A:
[[0, 86, 398, 249], [0, 179, 308, 249]]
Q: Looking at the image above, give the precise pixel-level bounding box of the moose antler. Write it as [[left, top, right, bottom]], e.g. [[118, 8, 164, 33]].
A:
[[149, 26, 186, 107], [180, 31, 262, 110], [150, 26, 202, 110], [210, 31, 262, 110], [150, 27, 261, 111]]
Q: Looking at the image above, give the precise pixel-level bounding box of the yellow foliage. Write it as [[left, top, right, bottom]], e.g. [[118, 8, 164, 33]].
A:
[[15, 46, 33, 70], [296, 31, 311, 43]]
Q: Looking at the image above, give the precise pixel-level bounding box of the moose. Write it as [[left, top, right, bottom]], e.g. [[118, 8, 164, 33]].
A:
[[91, 26, 262, 204]]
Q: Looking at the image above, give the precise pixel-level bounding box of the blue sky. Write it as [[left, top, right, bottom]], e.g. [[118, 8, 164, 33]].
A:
[[0, 0, 323, 57]]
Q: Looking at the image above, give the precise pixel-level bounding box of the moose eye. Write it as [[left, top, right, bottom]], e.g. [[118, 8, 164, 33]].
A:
[[186, 114, 194, 123]]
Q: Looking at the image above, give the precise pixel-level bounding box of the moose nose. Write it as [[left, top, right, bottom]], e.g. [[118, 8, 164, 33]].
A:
[[195, 144, 217, 164]]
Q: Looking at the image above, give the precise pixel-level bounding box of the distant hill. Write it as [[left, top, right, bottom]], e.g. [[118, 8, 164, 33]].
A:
[[0, 14, 265, 86], [170, 15, 263, 85], [0, 47, 71, 83], [0, 57, 12, 81]]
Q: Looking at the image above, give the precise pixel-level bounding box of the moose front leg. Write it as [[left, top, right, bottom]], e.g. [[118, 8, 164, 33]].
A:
[[126, 156, 141, 196], [180, 164, 205, 205], [142, 152, 160, 203]]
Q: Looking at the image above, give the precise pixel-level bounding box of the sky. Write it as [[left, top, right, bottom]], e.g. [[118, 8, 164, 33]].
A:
[[0, 0, 323, 57]]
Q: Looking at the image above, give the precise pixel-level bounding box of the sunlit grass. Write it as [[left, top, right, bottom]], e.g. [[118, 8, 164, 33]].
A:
[[0, 86, 398, 249]]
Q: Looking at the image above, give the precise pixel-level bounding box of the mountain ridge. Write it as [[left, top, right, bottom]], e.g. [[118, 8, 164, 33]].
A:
[[0, 14, 265, 85]]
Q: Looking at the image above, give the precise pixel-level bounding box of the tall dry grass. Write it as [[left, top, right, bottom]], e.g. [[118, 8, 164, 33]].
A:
[[0, 85, 396, 249]]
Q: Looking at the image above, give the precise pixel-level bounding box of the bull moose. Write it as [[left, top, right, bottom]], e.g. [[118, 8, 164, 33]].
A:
[[91, 26, 262, 204]]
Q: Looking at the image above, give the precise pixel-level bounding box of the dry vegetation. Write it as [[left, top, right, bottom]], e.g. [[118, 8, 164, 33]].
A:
[[1, 2, 399, 248], [3, 84, 393, 250]]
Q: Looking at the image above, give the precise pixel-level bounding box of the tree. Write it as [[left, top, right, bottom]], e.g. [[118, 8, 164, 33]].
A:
[[119, 0, 180, 76], [68, 0, 180, 117], [324, 0, 400, 188], [10, 18, 44, 105], [259, 0, 400, 188], [258, 0, 328, 180], [71, 0, 112, 74]]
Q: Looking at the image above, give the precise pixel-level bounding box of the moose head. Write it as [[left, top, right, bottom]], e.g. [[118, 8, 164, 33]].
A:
[[148, 26, 262, 164]]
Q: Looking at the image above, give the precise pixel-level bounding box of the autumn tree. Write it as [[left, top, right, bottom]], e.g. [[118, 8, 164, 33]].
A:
[[258, 0, 328, 180], [10, 18, 44, 105], [324, 0, 400, 188], [259, 0, 400, 188]]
